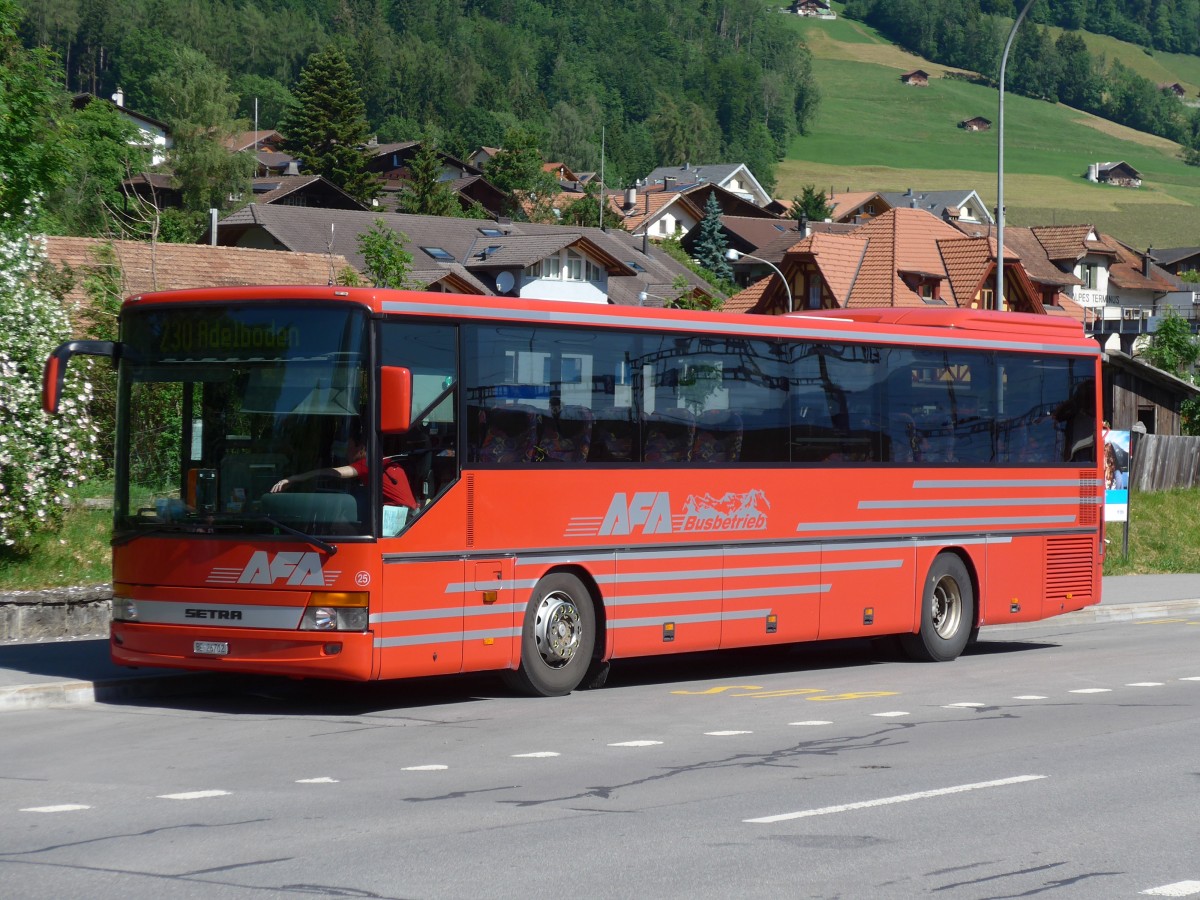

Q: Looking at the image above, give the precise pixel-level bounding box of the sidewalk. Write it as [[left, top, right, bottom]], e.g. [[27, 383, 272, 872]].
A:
[[1, 574, 1198, 712]]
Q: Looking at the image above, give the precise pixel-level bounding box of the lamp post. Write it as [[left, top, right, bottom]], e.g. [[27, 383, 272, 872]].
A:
[[726, 248, 793, 314], [996, 0, 1037, 312]]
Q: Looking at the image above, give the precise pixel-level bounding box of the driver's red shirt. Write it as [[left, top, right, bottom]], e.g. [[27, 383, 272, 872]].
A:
[[351, 458, 418, 508]]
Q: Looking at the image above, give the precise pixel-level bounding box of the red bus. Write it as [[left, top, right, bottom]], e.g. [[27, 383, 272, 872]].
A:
[[44, 287, 1103, 695]]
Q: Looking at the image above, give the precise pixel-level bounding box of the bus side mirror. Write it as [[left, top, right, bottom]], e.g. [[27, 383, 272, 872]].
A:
[[42, 340, 117, 414], [380, 365, 412, 433]]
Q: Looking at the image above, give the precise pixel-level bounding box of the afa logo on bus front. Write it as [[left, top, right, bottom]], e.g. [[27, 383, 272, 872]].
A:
[[570, 490, 770, 537]]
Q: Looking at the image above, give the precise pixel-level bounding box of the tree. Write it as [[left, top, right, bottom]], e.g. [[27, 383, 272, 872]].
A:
[[0, 0, 72, 227], [483, 127, 559, 220], [1143, 309, 1199, 379], [149, 47, 254, 216], [0, 202, 98, 550], [52, 99, 151, 237], [358, 218, 416, 289], [398, 143, 461, 217], [280, 46, 378, 203], [692, 193, 733, 282], [792, 184, 834, 223]]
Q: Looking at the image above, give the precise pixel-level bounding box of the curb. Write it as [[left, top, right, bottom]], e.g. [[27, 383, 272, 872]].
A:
[[3, 598, 1198, 713]]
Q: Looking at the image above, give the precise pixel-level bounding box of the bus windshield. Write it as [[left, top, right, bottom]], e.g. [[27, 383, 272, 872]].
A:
[[116, 304, 371, 539]]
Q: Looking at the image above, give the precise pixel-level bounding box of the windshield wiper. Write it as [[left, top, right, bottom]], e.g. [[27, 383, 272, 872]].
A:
[[254, 515, 338, 556]]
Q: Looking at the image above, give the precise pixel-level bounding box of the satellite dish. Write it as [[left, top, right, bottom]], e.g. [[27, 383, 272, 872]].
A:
[[495, 271, 516, 295]]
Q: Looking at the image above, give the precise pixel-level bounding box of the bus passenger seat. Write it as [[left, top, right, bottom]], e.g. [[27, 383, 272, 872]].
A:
[[478, 405, 539, 463], [534, 405, 593, 462], [644, 408, 696, 462], [691, 410, 743, 463]]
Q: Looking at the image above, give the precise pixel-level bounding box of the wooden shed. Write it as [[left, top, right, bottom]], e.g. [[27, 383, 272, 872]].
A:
[[958, 116, 992, 132], [900, 70, 930, 86]]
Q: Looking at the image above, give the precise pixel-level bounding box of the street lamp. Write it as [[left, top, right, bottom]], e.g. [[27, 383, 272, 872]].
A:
[[996, 0, 1037, 312], [726, 248, 793, 314]]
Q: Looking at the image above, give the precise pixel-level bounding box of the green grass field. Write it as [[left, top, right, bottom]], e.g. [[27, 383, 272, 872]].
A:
[[779, 6, 1200, 248]]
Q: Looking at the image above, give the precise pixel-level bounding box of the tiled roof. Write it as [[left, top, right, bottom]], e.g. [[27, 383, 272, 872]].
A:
[[1030, 224, 1117, 261], [800, 232, 869, 306], [827, 191, 883, 221], [214, 204, 714, 306], [248, 175, 368, 210], [225, 130, 282, 152], [1002, 227, 1081, 287], [41, 236, 354, 335], [1107, 239, 1180, 292], [720, 216, 802, 252], [723, 275, 771, 313]]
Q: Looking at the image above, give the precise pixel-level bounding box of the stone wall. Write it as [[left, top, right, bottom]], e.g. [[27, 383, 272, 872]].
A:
[[0, 585, 111, 642]]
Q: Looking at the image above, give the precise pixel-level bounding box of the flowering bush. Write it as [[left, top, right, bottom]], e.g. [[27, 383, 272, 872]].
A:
[[0, 201, 98, 549]]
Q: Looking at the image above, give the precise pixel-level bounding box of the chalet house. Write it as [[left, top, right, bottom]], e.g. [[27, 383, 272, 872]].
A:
[[826, 190, 889, 224], [1153, 247, 1200, 277], [72, 90, 171, 167], [612, 180, 774, 240], [787, 0, 835, 16], [900, 70, 930, 87], [1089, 161, 1142, 187], [959, 116, 992, 131], [210, 204, 717, 307], [879, 188, 994, 226], [641, 162, 772, 208], [1159, 82, 1186, 97], [363, 140, 507, 217], [998, 224, 1197, 352], [224, 130, 296, 176], [724, 207, 1057, 317]]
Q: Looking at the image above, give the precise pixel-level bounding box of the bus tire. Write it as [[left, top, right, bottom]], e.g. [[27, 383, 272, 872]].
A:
[[505, 573, 596, 697], [901, 554, 974, 662]]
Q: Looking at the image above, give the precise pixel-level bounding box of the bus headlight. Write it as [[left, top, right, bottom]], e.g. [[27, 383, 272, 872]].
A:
[[111, 584, 138, 621], [300, 592, 368, 632]]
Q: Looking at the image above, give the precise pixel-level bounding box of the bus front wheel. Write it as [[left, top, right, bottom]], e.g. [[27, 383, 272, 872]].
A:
[[504, 573, 596, 696], [901, 554, 974, 662]]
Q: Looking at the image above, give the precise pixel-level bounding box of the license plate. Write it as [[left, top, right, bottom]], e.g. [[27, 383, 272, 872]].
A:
[[193, 641, 228, 656]]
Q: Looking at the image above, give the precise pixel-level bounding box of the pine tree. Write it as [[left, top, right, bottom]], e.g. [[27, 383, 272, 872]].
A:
[[692, 192, 732, 282], [399, 143, 461, 217], [792, 184, 834, 223], [280, 47, 378, 203]]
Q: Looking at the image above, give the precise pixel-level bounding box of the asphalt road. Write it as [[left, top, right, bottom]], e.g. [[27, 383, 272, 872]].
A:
[[2, 613, 1199, 900]]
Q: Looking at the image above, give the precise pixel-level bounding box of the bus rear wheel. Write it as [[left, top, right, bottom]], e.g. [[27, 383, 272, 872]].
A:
[[504, 573, 596, 697], [901, 554, 974, 662]]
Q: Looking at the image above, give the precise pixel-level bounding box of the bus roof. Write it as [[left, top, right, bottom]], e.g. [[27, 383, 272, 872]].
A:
[[123, 286, 1099, 355]]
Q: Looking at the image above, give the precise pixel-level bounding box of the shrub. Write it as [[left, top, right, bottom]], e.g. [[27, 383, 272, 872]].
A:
[[0, 201, 98, 549]]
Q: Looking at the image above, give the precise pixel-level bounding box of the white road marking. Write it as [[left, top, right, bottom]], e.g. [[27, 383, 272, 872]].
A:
[[1181, 677, 1200, 682], [1013, 695, 1048, 700], [871, 711, 910, 717], [512, 752, 560, 758], [296, 777, 339, 783], [401, 765, 448, 771], [1069, 688, 1112, 694], [609, 740, 663, 747], [944, 702, 986, 708], [743, 775, 1047, 824], [705, 731, 752, 736], [790, 720, 833, 726], [157, 790, 229, 800], [1141, 881, 1200, 897], [20, 804, 90, 813], [1126, 682, 1165, 687]]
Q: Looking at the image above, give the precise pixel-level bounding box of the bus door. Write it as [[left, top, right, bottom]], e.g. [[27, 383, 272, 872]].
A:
[[376, 557, 464, 679], [460, 557, 517, 672]]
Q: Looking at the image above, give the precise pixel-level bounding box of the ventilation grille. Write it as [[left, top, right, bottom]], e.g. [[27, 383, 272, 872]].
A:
[[1077, 474, 1100, 526], [1045, 535, 1095, 605], [465, 475, 475, 548]]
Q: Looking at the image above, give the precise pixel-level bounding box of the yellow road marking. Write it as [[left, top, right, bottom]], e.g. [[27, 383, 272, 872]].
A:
[[671, 685, 764, 695]]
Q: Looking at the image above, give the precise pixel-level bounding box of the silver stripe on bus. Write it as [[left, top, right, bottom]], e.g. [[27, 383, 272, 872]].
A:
[[609, 609, 773, 629], [379, 301, 1097, 355], [914, 478, 1097, 489], [796, 515, 1076, 532], [607, 584, 829, 607], [130, 599, 303, 629], [859, 497, 1087, 509], [370, 602, 524, 624], [375, 627, 522, 648]]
